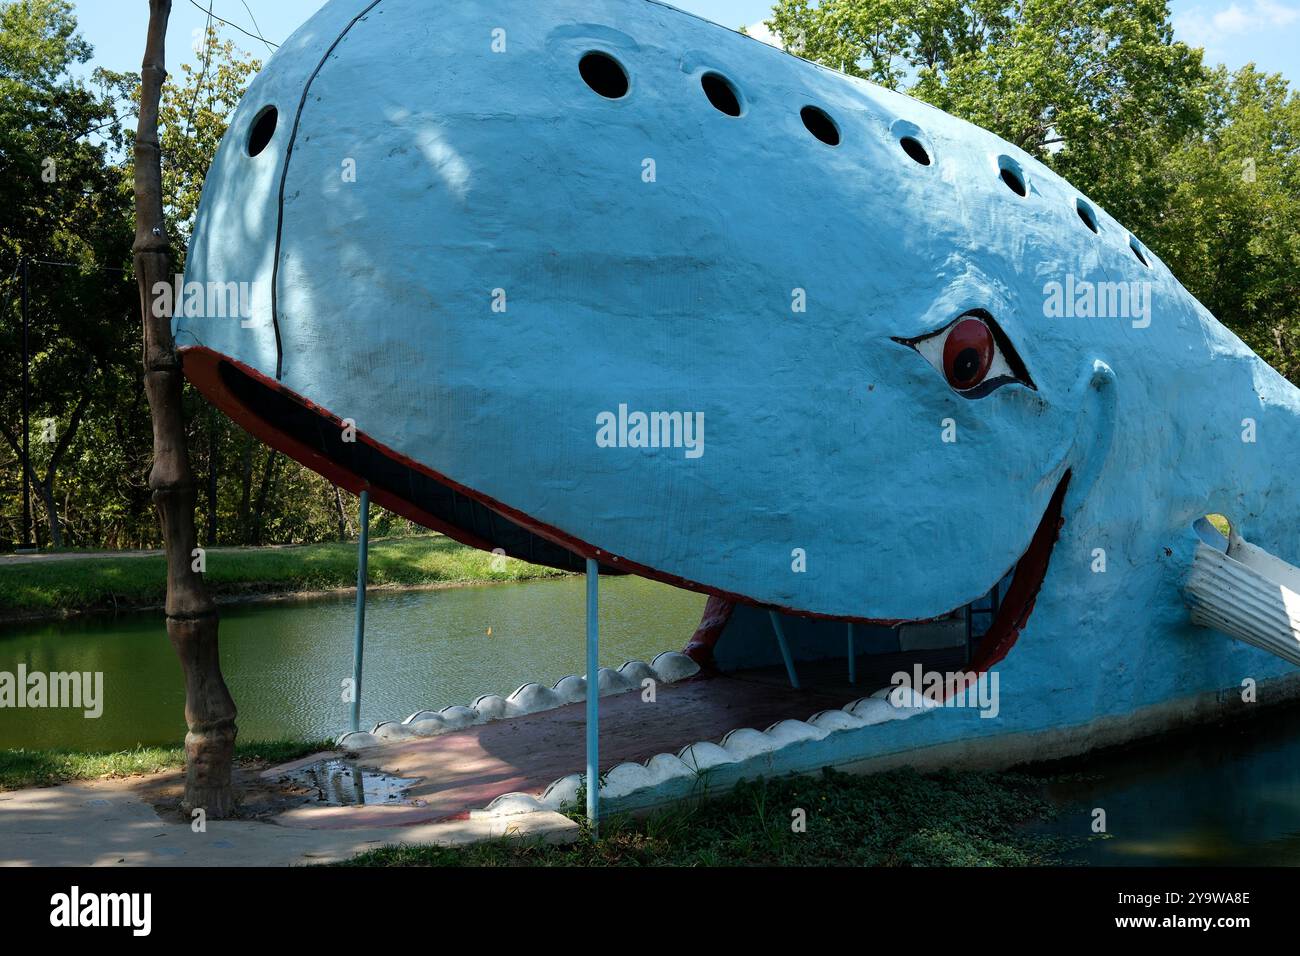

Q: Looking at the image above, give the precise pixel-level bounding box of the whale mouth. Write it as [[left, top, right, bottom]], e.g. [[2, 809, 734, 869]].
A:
[[946, 470, 1069, 675], [684, 470, 1071, 685]]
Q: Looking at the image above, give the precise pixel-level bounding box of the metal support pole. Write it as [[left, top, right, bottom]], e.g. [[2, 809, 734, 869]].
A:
[[20, 257, 32, 550], [847, 622, 857, 685], [350, 489, 370, 733], [769, 611, 800, 689], [585, 557, 600, 835]]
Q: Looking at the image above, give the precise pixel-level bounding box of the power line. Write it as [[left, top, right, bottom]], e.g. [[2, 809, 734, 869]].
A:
[[186, 0, 280, 50], [238, 0, 277, 55], [182, 0, 216, 143]]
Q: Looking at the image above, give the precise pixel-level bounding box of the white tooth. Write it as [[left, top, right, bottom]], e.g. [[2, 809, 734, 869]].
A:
[[593, 667, 634, 696], [373, 720, 417, 740], [617, 660, 657, 685], [645, 753, 692, 779], [408, 717, 447, 737], [472, 694, 509, 720], [437, 705, 479, 729], [810, 710, 868, 731], [651, 651, 701, 683], [844, 698, 895, 724], [505, 682, 562, 715], [552, 675, 588, 703], [721, 727, 781, 759], [763, 719, 830, 744], [677, 741, 736, 771], [603, 762, 656, 798], [482, 792, 545, 816], [540, 774, 583, 809], [335, 730, 380, 750]]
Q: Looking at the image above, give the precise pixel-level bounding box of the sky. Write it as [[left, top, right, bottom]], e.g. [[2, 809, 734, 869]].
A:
[[69, 0, 1300, 88]]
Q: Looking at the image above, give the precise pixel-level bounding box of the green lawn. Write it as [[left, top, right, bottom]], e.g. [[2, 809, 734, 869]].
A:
[[0, 534, 566, 618], [341, 767, 1078, 867], [0, 739, 332, 791]]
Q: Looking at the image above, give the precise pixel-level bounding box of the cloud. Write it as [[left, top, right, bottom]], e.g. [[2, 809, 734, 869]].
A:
[[1177, 0, 1299, 48], [742, 20, 783, 49]]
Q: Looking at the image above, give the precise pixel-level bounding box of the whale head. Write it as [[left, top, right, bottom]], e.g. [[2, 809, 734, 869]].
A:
[[177, 0, 1300, 692]]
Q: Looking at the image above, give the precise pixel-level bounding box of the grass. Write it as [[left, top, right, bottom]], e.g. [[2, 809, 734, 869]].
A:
[[0, 534, 566, 618], [340, 767, 1076, 867], [0, 738, 332, 791]]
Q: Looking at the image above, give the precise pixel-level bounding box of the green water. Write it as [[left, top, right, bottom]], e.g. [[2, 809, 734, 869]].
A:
[[0, 576, 705, 750]]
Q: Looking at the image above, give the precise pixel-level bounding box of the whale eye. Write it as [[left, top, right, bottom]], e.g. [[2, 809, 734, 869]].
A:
[[942, 318, 994, 389], [893, 311, 1035, 398]]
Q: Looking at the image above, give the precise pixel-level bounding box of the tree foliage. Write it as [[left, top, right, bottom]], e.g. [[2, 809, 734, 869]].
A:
[[0, 2, 414, 549]]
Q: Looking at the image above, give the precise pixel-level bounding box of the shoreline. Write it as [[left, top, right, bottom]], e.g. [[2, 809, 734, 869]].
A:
[[0, 575, 572, 627]]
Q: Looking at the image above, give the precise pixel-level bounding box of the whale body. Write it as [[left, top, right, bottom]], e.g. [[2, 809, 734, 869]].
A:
[[178, 0, 1300, 765]]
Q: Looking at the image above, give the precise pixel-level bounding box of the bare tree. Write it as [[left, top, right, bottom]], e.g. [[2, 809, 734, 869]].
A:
[[134, 0, 238, 816]]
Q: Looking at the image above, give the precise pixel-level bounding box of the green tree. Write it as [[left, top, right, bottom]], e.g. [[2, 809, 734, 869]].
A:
[[0, 0, 137, 547], [1150, 65, 1300, 382]]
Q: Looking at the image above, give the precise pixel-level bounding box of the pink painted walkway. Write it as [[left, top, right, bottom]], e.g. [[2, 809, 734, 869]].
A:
[[270, 672, 859, 828]]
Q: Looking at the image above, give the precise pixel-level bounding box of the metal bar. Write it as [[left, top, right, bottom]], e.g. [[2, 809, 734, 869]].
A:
[[847, 622, 856, 685], [350, 489, 370, 733], [585, 557, 600, 834], [769, 611, 800, 689], [20, 257, 32, 549]]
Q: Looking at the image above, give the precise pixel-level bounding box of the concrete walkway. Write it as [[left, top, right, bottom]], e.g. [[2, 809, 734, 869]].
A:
[[0, 775, 576, 867]]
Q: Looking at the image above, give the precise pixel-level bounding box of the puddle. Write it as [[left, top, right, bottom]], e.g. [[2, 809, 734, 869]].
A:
[[285, 758, 421, 806]]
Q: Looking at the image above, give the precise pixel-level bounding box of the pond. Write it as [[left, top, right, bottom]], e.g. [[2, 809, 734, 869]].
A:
[[1033, 703, 1300, 866], [0, 575, 706, 750]]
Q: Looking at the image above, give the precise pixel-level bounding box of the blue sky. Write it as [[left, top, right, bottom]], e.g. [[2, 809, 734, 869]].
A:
[[70, 0, 1299, 86]]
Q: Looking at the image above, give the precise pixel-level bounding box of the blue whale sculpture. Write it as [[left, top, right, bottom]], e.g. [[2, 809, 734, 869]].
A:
[[177, 0, 1300, 777]]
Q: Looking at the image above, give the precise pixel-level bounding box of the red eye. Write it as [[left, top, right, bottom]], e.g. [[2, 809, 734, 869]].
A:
[[942, 318, 994, 390]]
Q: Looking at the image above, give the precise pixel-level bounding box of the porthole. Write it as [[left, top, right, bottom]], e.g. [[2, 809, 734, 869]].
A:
[[1076, 199, 1100, 233], [998, 156, 1027, 197], [579, 51, 629, 99], [247, 106, 277, 157], [1129, 235, 1151, 267], [701, 72, 741, 117], [900, 135, 931, 166], [801, 105, 839, 146]]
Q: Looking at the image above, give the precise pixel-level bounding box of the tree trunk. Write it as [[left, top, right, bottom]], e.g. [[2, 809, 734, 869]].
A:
[[237, 433, 254, 539], [206, 407, 219, 545], [249, 447, 278, 545], [332, 484, 351, 540], [38, 478, 62, 548], [134, 0, 237, 817]]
